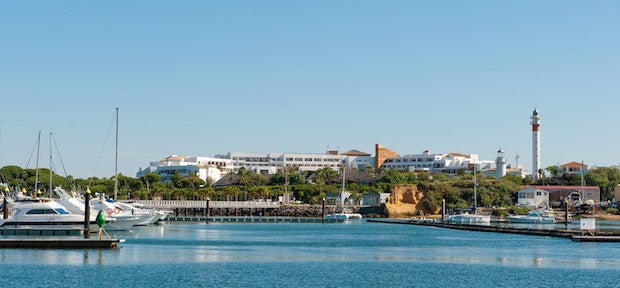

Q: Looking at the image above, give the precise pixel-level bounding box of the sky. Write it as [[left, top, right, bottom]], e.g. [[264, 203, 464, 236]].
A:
[[0, 1, 618, 179]]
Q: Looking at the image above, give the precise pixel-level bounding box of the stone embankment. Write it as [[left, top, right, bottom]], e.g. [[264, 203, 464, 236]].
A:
[[275, 205, 386, 218], [186, 205, 387, 218]]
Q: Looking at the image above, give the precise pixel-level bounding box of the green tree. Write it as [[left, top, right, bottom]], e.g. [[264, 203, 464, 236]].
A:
[[546, 165, 561, 178], [503, 174, 523, 186], [139, 172, 162, 189], [0, 165, 27, 188], [586, 167, 620, 200], [378, 169, 406, 184], [313, 167, 338, 185]]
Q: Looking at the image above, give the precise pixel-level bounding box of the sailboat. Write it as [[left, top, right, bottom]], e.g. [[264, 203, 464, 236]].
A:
[[325, 167, 362, 220], [447, 165, 491, 224]]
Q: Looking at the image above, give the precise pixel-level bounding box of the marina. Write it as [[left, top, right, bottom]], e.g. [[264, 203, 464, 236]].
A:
[[1, 221, 620, 287]]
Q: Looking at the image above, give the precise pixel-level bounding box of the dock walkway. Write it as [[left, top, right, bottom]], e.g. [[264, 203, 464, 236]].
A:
[[167, 216, 346, 223], [367, 219, 620, 242], [0, 238, 122, 249]]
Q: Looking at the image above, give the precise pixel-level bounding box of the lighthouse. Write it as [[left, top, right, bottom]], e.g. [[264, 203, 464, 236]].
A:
[[531, 108, 541, 181], [496, 148, 507, 179]]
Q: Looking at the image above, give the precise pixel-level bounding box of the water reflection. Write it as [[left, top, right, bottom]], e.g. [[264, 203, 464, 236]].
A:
[[1, 222, 620, 271]]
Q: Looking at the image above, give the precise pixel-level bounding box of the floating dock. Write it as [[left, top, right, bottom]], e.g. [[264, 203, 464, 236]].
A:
[[167, 216, 348, 223], [0, 238, 123, 249], [571, 235, 620, 242], [367, 219, 620, 242], [0, 228, 83, 236]]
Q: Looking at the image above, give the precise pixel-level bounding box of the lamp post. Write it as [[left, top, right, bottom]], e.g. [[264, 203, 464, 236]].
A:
[[206, 197, 210, 224], [322, 197, 326, 223]]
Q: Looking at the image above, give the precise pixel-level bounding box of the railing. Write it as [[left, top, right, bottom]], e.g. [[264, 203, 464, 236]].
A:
[[130, 200, 281, 209]]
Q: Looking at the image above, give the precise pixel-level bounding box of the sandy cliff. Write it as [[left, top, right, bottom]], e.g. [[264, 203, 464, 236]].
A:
[[385, 185, 428, 218]]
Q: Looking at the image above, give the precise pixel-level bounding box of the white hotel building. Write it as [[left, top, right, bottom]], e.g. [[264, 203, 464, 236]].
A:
[[136, 155, 234, 183], [137, 146, 523, 184], [137, 150, 375, 184], [381, 150, 495, 174], [215, 150, 375, 174]]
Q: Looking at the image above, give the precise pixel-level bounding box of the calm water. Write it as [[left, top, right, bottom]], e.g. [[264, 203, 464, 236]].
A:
[[1, 221, 620, 287]]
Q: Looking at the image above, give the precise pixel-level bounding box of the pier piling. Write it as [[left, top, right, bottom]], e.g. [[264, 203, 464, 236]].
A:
[[84, 189, 91, 239], [564, 198, 569, 227], [441, 199, 445, 222], [3, 192, 8, 220], [205, 199, 210, 224], [321, 198, 326, 223]]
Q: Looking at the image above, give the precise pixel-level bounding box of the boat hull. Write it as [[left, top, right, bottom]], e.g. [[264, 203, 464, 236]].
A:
[[446, 214, 491, 224], [507, 216, 555, 224], [325, 213, 363, 220]]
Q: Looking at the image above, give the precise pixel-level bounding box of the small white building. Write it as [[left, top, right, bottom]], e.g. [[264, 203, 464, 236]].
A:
[[516, 187, 550, 208], [363, 192, 391, 206], [137, 155, 233, 184]]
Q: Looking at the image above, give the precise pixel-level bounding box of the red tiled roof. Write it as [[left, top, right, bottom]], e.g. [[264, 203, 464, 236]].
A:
[[527, 185, 599, 191], [341, 149, 371, 156], [561, 161, 587, 167]]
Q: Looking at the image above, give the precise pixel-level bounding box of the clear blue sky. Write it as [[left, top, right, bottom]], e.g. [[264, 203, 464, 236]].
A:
[[1, 1, 618, 179]]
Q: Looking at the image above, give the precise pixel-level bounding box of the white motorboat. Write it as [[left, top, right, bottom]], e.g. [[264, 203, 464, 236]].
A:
[[53, 187, 140, 231], [126, 202, 171, 222], [90, 198, 151, 227], [98, 199, 161, 226], [446, 212, 491, 224], [507, 209, 556, 224], [0, 200, 98, 232], [325, 210, 363, 220]]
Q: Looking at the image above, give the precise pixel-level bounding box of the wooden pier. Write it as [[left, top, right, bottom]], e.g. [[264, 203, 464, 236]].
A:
[[167, 216, 348, 223], [0, 238, 123, 249], [0, 228, 83, 236], [367, 219, 620, 242]]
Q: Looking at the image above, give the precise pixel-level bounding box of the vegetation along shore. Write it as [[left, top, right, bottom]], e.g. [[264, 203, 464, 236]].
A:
[[2, 165, 620, 217]]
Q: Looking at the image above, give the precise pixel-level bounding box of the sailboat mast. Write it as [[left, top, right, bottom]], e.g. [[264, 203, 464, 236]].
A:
[[114, 107, 119, 200], [473, 164, 477, 213], [341, 166, 346, 208], [342, 166, 345, 193], [284, 156, 288, 193], [49, 132, 53, 198], [34, 131, 41, 198]]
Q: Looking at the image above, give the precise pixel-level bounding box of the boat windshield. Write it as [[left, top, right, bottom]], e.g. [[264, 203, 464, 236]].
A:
[[26, 209, 59, 215], [54, 208, 71, 214]]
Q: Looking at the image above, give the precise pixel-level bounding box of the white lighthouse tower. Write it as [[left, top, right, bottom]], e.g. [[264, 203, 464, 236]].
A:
[[530, 108, 541, 181], [496, 148, 507, 178]]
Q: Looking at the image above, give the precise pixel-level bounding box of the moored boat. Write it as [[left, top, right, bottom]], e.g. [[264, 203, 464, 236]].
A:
[[0, 200, 98, 232], [325, 168, 362, 221], [53, 187, 140, 231], [446, 212, 491, 224], [446, 165, 490, 225], [507, 209, 556, 224]]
